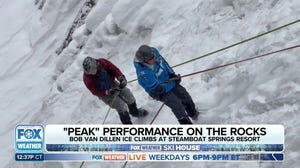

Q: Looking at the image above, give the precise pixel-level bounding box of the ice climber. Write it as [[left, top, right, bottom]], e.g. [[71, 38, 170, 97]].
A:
[[134, 45, 199, 124], [83, 56, 148, 124]]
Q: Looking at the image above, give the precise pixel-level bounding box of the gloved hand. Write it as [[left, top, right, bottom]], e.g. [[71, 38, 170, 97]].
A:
[[170, 73, 181, 84], [149, 85, 166, 100], [118, 75, 127, 89], [109, 87, 122, 95]]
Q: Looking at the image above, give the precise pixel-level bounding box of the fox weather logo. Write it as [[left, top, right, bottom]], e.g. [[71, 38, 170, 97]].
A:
[[15, 125, 44, 152]]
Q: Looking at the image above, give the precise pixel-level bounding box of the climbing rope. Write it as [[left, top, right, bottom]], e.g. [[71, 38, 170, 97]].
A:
[[172, 19, 300, 68], [128, 18, 300, 83], [80, 44, 300, 168], [101, 92, 120, 124], [149, 103, 165, 124], [122, 43, 300, 168], [180, 44, 300, 79], [81, 19, 300, 168], [121, 103, 165, 168], [79, 91, 120, 168]]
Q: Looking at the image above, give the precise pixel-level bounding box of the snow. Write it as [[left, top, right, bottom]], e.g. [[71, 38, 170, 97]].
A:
[[85, 0, 118, 32], [1, 0, 300, 168]]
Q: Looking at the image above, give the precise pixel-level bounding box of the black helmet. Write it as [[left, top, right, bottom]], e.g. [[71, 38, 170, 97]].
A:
[[82, 56, 98, 74], [135, 45, 155, 62]]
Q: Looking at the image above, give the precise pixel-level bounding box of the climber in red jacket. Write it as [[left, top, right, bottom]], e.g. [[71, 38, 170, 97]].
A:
[[82, 56, 147, 124]]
